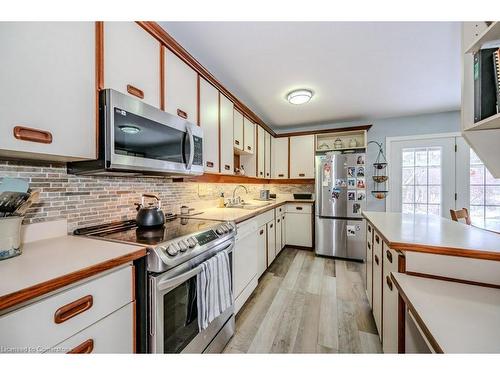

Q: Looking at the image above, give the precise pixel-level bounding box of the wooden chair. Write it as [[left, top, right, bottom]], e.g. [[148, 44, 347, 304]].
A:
[[449, 208, 472, 225]]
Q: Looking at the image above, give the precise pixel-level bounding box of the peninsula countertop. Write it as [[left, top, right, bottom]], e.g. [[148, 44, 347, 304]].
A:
[[0, 236, 146, 311], [391, 272, 500, 353], [362, 211, 500, 261]]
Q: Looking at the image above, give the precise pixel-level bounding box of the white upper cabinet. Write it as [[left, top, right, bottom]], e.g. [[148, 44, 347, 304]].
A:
[[220, 94, 234, 175], [243, 117, 255, 154], [272, 137, 289, 179], [199, 78, 219, 173], [104, 22, 160, 108], [290, 135, 315, 178], [0, 22, 96, 161], [233, 109, 244, 152], [164, 47, 198, 122], [257, 126, 265, 178], [265, 132, 271, 178]]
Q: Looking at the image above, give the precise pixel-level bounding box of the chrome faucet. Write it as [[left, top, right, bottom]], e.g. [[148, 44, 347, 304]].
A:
[[232, 185, 248, 203]]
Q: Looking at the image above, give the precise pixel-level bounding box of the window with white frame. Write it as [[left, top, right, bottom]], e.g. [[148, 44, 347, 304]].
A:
[[401, 147, 442, 215], [469, 150, 500, 231]]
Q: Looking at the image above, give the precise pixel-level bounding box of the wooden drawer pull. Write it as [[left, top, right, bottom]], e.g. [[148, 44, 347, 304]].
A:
[[386, 249, 393, 263], [278, 174, 284, 177], [126, 84, 144, 99], [374, 254, 379, 265], [224, 164, 231, 171], [259, 229, 264, 235], [368, 226, 371, 233], [367, 242, 371, 250], [247, 145, 252, 151], [177, 109, 188, 119], [67, 339, 94, 354], [270, 224, 273, 228], [235, 140, 240, 145], [386, 275, 393, 291], [299, 173, 305, 177], [206, 161, 214, 168], [13, 126, 52, 144], [375, 235, 380, 244], [266, 173, 270, 176], [259, 172, 263, 176], [296, 206, 303, 210], [54, 295, 93, 324], [277, 219, 280, 223]]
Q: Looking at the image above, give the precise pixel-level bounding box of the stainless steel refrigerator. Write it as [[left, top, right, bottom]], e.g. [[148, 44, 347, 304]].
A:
[[315, 153, 366, 260]]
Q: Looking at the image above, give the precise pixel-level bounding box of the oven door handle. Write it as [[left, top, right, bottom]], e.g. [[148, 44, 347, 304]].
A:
[[156, 241, 234, 292], [186, 125, 195, 171]]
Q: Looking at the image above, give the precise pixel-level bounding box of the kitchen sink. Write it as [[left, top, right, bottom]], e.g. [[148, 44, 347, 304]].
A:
[[226, 201, 272, 210]]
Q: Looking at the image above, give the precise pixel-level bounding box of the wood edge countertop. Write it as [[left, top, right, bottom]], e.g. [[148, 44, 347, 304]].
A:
[[0, 236, 146, 312], [362, 211, 500, 262], [391, 272, 500, 353], [195, 199, 315, 224]]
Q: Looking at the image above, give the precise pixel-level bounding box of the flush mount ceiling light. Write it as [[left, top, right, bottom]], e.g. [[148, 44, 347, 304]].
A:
[[119, 125, 141, 134], [287, 89, 313, 105]]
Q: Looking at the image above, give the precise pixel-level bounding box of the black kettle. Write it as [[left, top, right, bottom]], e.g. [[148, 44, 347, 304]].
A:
[[134, 194, 165, 228]]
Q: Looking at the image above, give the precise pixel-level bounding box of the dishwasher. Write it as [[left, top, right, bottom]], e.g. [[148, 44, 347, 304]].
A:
[[233, 219, 259, 314]]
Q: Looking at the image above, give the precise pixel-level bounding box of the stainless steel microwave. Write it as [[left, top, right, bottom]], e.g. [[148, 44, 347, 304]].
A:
[[68, 89, 203, 177]]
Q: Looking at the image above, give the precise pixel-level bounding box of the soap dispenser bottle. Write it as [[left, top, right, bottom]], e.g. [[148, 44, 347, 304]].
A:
[[218, 192, 225, 208]]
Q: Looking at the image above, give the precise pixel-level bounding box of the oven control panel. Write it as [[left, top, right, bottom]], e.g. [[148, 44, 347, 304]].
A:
[[195, 230, 218, 246]]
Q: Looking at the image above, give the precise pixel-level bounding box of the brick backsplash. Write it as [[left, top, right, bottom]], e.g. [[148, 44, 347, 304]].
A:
[[0, 159, 313, 233]]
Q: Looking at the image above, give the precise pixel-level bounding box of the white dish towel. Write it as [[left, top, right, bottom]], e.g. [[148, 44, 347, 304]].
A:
[[196, 249, 233, 330]]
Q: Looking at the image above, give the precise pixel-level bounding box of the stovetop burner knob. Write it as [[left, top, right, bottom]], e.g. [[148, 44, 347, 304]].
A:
[[178, 240, 188, 252], [166, 244, 179, 256], [187, 238, 196, 248], [216, 226, 224, 235]]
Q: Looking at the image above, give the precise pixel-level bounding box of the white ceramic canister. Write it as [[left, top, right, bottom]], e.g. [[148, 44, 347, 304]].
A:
[[0, 216, 23, 260]]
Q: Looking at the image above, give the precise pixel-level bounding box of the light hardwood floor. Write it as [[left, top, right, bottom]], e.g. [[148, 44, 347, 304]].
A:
[[224, 248, 382, 353]]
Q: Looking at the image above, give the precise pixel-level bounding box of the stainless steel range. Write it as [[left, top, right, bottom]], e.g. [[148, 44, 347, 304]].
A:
[[74, 216, 236, 354]]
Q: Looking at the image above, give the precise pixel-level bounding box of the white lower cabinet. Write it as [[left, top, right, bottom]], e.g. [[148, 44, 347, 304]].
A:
[[234, 219, 259, 314], [382, 246, 399, 353], [366, 223, 373, 308], [372, 232, 383, 337], [257, 224, 267, 278], [285, 204, 313, 247], [0, 265, 135, 353], [276, 216, 283, 256], [47, 303, 133, 353], [266, 220, 276, 266]]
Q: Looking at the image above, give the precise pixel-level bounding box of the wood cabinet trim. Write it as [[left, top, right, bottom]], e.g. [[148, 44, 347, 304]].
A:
[[390, 273, 444, 353], [13, 126, 53, 144], [0, 249, 146, 311], [126, 84, 145, 99], [54, 295, 93, 324], [175, 173, 313, 185], [67, 338, 94, 354], [276, 124, 373, 138]]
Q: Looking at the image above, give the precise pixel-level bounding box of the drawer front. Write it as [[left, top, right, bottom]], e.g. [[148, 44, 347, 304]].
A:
[[382, 245, 399, 353], [286, 203, 312, 214], [255, 209, 275, 227], [372, 231, 383, 336], [47, 302, 134, 354], [0, 265, 133, 351]]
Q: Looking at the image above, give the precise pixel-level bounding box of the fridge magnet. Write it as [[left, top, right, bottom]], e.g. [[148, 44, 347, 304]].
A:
[[357, 155, 365, 165], [356, 178, 366, 189], [347, 167, 355, 177], [336, 179, 347, 188], [331, 189, 340, 200], [353, 203, 361, 214], [356, 166, 365, 177], [347, 178, 356, 188], [322, 163, 331, 186], [357, 191, 366, 201], [347, 191, 355, 201], [346, 225, 356, 236]]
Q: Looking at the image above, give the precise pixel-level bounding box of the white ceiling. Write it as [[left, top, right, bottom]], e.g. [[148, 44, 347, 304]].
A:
[[159, 22, 461, 130]]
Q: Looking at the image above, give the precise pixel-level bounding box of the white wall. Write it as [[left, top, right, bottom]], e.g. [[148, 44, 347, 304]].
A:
[[276, 110, 461, 211]]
